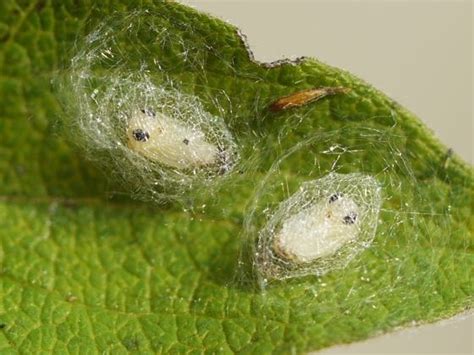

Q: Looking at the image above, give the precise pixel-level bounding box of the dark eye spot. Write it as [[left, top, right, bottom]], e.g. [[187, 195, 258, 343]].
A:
[[329, 192, 343, 203], [132, 129, 150, 142], [140, 108, 156, 117], [183, 138, 189, 145], [343, 212, 357, 225]]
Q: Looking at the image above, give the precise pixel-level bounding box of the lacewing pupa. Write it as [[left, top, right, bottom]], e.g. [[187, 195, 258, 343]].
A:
[[127, 108, 222, 170], [273, 192, 360, 263]]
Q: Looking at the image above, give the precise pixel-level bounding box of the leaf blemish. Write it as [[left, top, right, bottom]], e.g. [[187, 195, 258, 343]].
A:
[[66, 294, 78, 303]]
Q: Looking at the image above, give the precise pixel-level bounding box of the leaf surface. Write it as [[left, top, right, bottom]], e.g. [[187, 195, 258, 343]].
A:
[[0, 1, 472, 353]]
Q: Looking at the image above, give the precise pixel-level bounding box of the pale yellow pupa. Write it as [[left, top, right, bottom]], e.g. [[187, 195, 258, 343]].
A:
[[273, 192, 360, 263], [127, 108, 227, 170], [255, 173, 382, 280]]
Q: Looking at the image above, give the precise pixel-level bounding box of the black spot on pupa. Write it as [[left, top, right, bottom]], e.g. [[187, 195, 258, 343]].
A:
[[183, 138, 190, 145], [329, 192, 343, 203], [132, 129, 150, 142], [343, 212, 357, 225]]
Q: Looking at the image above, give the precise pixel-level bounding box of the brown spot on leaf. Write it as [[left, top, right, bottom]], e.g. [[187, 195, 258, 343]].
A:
[[66, 294, 78, 303], [269, 87, 350, 112], [36, 0, 47, 11]]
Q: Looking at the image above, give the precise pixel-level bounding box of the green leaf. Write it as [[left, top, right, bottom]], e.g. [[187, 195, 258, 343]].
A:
[[0, 1, 472, 353]]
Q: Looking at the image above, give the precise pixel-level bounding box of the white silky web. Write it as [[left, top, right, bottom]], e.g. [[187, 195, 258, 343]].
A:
[[56, 11, 239, 203], [238, 125, 452, 287]]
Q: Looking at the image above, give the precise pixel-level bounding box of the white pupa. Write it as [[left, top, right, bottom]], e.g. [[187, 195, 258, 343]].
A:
[[257, 173, 382, 277], [127, 108, 225, 170], [273, 192, 360, 263]]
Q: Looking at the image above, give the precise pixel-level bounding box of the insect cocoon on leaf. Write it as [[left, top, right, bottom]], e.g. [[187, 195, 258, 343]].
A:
[[126, 108, 224, 170], [57, 11, 240, 203], [256, 173, 382, 279], [273, 192, 360, 263]]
